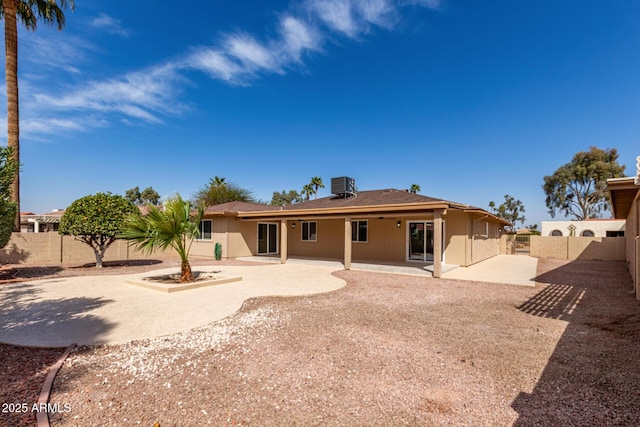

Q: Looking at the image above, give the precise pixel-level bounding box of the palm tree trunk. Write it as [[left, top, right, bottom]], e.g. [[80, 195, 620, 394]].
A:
[[4, 0, 21, 231], [180, 259, 194, 283]]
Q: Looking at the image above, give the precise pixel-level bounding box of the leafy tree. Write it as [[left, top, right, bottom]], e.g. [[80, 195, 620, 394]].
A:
[[2, 0, 75, 230], [301, 184, 314, 201], [120, 194, 204, 283], [409, 184, 421, 194], [270, 189, 302, 206], [0, 146, 18, 248], [310, 176, 324, 200], [141, 187, 160, 205], [125, 186, 161, 205], [59, 192, 138, 267], [543, 146, 625, 220], [125, 186, 141, 204], [489, 194, 526, 231], [194, 176, 256, 206]]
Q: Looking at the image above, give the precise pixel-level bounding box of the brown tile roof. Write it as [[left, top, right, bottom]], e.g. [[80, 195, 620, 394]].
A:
[[200, 190, 510, 225], [283, 189, 455, 210], [204, 201, 280, 214]]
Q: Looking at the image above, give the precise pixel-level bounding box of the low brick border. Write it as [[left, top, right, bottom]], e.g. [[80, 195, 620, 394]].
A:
[[36, 343, 76, 427]]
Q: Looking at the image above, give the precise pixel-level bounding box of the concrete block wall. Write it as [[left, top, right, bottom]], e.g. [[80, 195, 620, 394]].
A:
[[0, 233, 167, 265], [530, 235, 625, 261]]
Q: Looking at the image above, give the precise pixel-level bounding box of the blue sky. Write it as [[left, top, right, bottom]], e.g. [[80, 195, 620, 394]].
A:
[[3, 0, 639, 227]]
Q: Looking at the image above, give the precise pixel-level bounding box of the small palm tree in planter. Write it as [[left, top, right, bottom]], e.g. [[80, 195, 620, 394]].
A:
[[120, 194, 204, 283]]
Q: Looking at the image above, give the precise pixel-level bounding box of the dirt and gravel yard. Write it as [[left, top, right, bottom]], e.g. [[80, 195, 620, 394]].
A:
[[2, 257, 640, 426]]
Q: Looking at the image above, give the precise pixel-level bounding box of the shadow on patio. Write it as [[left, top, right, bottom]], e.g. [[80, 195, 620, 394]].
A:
[[0, 281, 116, 347], [511, 259, 640, 425]]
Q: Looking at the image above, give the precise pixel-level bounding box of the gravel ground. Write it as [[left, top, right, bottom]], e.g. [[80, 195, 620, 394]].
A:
[[3, 257, 640, 426]]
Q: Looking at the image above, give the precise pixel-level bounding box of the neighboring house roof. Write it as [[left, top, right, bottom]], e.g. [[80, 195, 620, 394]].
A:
[[607, 177, 639, 219], [516, 228, 535, 234], [203, 189, 510, 225], [20, 209, 65, 224]]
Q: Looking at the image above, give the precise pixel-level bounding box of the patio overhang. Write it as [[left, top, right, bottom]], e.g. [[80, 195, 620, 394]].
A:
[[607, 177, 639, 219]]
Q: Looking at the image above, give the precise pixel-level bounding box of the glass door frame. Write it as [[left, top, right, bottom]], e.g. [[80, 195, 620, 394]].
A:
[[257, 222, 279, 255], [406, 220, 445, 263]]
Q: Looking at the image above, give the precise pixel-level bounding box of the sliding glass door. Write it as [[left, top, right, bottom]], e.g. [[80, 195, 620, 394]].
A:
[[258, 223, 278, 254], [408, 221, 434, 262]]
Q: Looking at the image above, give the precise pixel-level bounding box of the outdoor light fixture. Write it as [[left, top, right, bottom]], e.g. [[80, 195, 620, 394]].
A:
[[291, 223, 296, 229], [397, 221, 402, 228]]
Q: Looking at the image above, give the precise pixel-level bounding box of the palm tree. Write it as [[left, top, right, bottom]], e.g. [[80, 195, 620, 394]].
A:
[[1, 0, 74, 230], [209, 176, 226, 188], [310, 176, 324, 200], [301, 184, 314, 201], [120, 194, 204, 283], [409, 184, 421, 194]]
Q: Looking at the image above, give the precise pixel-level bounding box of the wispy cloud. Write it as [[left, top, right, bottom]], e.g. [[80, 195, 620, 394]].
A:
[[33, 63, 188, 124], [20, 1, 440, 139], [92, 13, 129, 37], [20, 31, 91, 75]]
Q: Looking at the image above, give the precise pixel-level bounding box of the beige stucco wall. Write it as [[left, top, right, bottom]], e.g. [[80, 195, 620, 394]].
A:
[[530, 235, 625, 261], [443, 210, 467, 266], [466, 214, 502, 266], [192, 217, 258, 259], [351, 218, 406, 263], [287, 219, 345, 259], [3, 211, 505, 268], [624, 193, 639, 298]]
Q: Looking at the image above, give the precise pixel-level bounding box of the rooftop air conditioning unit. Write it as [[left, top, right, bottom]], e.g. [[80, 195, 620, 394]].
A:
[[331, 177, 356, 198]]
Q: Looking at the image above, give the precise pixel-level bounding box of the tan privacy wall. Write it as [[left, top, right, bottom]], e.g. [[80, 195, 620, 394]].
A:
[[0, 233, 160, 265], [624, 195, 639, 298], [530, 235, 625, 261]]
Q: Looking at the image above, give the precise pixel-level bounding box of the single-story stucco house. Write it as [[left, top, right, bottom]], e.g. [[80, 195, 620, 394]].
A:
[[189, 180, 510, 278], [19, 209, 64, 233], [541, 219, 626, 237]]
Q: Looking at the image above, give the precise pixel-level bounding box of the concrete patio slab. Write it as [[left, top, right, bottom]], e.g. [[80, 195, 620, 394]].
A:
[[1, 255, 538, 347], [442, 254, 539, 287], [0, 263, 345, 347]]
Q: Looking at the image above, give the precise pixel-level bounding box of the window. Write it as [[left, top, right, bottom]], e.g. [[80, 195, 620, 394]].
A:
[[351, 220, 368, 242], [606, 230, 624, 237], [198, 220, 212, 240], [581, 230, 595, 237], [302, 221, 317, 241], [550, 230, 563, 236], [484, 221, 489, 237]]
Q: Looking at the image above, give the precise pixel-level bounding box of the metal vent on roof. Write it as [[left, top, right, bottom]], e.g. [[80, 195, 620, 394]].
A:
[[331, 177, 356, 198]]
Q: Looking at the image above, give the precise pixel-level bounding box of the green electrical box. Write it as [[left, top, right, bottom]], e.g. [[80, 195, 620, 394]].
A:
[[214, 243, 222, 260]]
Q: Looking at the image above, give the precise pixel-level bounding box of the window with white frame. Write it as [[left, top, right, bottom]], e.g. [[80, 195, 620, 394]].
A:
[[198, 220, 212, 240], [301, 221, 317, 241], [484, 221, 489, 237], [351, 220, 368, 242]]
